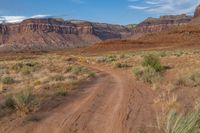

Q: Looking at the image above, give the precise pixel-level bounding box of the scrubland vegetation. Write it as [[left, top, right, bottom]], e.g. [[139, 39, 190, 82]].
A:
[[0, 54, 96, 119], [83, 49, 200, 132], [0, 49, 200, 132]]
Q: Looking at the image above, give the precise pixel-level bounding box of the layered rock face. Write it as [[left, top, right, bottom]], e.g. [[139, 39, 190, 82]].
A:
[[133, 14, 192, 34], [194, 5, 200, 18], [0, 18, 132, 51]]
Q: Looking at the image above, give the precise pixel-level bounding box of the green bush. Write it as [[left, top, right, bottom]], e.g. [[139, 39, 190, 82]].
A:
[[142, 54, 163, 72], [1, 76, 15, 84], [133, 66, 161, 84]]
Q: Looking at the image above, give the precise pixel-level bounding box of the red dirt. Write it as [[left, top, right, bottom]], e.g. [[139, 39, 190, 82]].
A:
[[0, 64, 158, 133]]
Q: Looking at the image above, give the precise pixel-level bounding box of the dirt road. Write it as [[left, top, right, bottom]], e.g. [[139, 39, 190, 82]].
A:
[[2, 65, 157, 133]]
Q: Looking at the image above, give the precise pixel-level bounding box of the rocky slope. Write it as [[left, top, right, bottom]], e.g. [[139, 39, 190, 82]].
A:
[[0, 18, 132, 52], [132, 14, 192, 34], [136, 4, 200, 46]]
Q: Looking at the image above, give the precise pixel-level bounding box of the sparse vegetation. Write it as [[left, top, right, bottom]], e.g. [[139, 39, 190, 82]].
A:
[[113, 62, 129, 68], [1, 76, 15, 84], [55, 88, 68, 96], [133, 66, 161, 83], [12, 61, 41, 75], [96, 55, 117, 63], [51, 75, 65, 81]]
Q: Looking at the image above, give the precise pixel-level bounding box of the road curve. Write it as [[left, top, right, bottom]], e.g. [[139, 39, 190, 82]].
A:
[[3, 65, 157, 133]]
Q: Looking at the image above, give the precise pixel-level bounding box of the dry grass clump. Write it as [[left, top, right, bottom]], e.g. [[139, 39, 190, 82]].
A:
[[157, 102, 200, 133], [51, 74, 65, 81], [12, 61, 41, 75], [54, 88, 68, 97], [95, 55, 117, 63], [65, 65, 96, 78], [1, 89, 38, 116], [113, 62, 130, 69], [175, 72, 200, 87]]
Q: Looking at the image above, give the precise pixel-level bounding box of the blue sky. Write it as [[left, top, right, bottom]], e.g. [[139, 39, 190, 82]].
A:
[[0, 0, 199, 24]]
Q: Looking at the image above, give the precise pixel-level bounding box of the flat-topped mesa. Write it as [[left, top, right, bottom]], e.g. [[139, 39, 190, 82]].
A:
[[0, 18, 94, 36], [0, 18, 134, 51], [194, 4, 200, 18], [9, 18, 94, 34], [133, 14, 192, 34]]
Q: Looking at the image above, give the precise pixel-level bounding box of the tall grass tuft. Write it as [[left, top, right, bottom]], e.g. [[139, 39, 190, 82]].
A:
[[160, 103, 200, 133], [14, 89, 38, 115]]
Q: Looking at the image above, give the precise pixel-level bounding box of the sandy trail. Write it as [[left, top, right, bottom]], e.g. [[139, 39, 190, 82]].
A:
[[2, 65, 157, 133]]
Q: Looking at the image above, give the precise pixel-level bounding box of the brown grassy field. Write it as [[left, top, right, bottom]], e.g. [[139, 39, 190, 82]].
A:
[[0, 48, 200, 133]]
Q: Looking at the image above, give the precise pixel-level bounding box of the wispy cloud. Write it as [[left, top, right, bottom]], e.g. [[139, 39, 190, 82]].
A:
[[129, 0, 199, 15], [129, 5, 149, 10], [0, 15, 50, 23]]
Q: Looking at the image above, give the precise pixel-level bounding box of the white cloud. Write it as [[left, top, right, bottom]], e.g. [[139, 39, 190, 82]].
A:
[[129, 0, 199, 15], [0, 15, 50, 23], [31, 15, 50, 18], [129, 5, 149, 10]]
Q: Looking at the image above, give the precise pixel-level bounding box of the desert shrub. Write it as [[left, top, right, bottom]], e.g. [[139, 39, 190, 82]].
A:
[[4, 95, 15, 110], [96, 55, 117, 63], [142, 54, 163, 72], [12, 61, 40, 74], [1, 76, 15, 84], [113, 62, 129, 68], [14, 89, 38, 115], [66, 65, 88, 75], [72, 66, 87, 74], [55, 88, 68, 96], [88, 72, 96, 78], [133, 67, 144, 80], [133, 66, 161, 84], [51, 75, 65, 81]]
